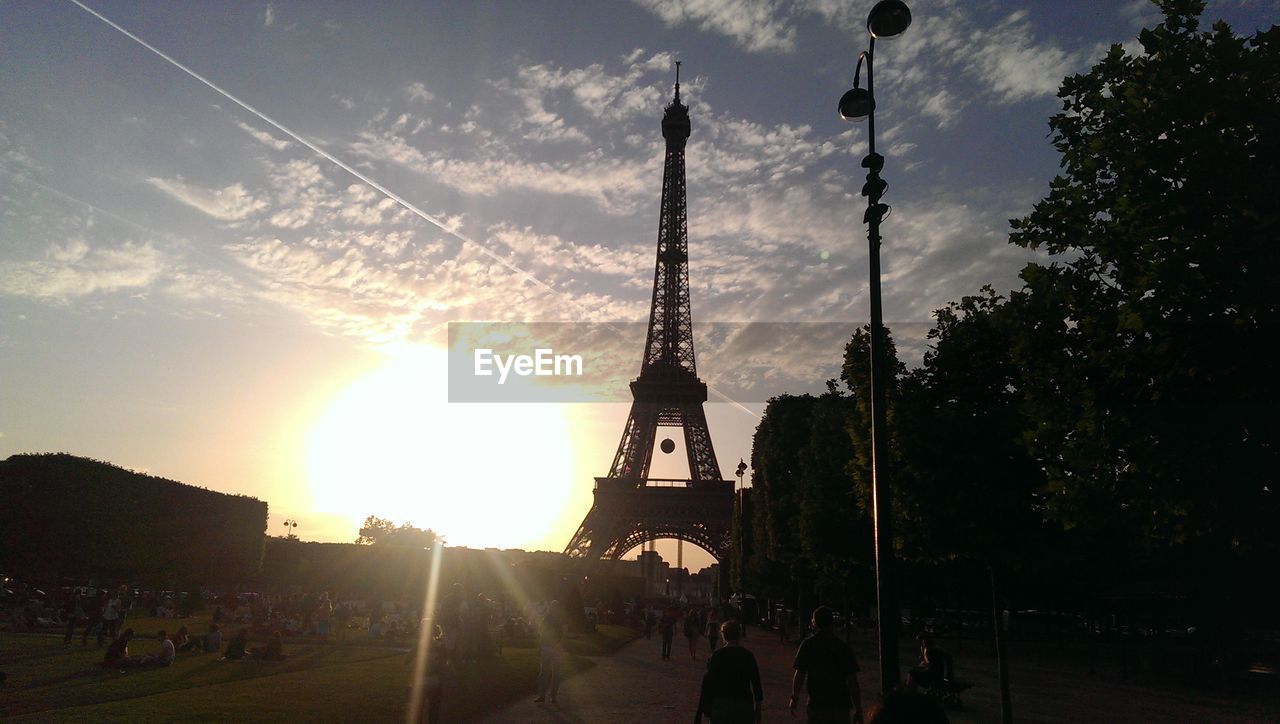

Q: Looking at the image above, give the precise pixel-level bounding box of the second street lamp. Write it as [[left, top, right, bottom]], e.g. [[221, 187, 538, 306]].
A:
[[839, 0, 911, 695]]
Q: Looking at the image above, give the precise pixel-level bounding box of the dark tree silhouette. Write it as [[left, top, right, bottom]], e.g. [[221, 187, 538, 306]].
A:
[[1008, 1, 1279, 553], [355, 515, 441, 549]]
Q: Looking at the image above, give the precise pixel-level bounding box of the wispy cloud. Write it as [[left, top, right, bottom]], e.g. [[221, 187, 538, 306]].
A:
[[235, 120, 291, 151], [264, 3, 275, 27], [968, 10, 1094, 103], [0, 239, 165, 301], [630, 0, 798, 53], [146, 176, 268, 221]]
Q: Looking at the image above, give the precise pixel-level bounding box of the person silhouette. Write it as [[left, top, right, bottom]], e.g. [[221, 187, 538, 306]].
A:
[[695, 621, 762, 723], [789, 607, 863, 723], [534, 600, 566, 704]]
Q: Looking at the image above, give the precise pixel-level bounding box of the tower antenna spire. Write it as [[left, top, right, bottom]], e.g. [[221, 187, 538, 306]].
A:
[[674, 60, 681, 101]]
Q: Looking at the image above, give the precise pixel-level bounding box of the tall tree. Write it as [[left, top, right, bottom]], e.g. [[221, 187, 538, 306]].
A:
[[1007, 1, 1279, 554], [1004, 0, 1280, 653], [892, 289, 1046, 569], [796, 386, 872, 600], [746, 395, 814, 599], [840, 325, 908, 535]]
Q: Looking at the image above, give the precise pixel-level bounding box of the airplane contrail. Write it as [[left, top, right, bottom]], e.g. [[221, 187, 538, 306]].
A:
[[66, 0, 557, 298], [65, 0, 761, 421]]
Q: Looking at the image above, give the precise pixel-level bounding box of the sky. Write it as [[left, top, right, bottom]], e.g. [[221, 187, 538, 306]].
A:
[[2, 0, 1276, 566]]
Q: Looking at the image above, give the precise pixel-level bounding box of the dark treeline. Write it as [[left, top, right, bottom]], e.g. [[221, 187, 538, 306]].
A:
[[258, 538, 571, 605], [0, 454, 591, 619], [0, 453, 267, 588], [735, 0, 1278, 671]]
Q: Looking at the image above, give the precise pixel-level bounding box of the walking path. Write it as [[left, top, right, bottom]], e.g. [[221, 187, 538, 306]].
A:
[[479, 630, 798, 723], [481, 629, 1277, 723]]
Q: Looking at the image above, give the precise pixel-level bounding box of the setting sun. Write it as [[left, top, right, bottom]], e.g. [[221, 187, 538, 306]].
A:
[[304, 346, 577, 550]]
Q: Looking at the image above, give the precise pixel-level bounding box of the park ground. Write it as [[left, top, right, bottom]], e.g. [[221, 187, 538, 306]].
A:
[[4, 617, 1278, 722]]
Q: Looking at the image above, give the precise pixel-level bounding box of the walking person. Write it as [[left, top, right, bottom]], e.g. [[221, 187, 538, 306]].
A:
[[534, 600, 566, 704], [659, 604, 677, 660], [695, 620, 763, 723], [707, 606, 722, 654], [686, 605, 705, 659], [789, 606, 863, 724]]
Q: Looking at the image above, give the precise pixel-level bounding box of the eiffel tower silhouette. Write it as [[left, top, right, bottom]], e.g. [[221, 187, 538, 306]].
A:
[[564, 64, 733, 562]]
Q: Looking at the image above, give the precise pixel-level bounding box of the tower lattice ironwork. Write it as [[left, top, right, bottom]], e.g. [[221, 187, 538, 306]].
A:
[[565, 66, 733, 563]]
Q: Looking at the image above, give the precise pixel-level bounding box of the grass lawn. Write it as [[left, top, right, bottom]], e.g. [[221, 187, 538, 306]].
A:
[[1, 618, 640, 722]]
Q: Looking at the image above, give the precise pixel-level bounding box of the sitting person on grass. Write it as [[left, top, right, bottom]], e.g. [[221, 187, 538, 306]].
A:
[[139, 629, 176, 667], [203, 623, 222, 653], [173, 625, 194, 652], [222, 627, 250, 660], [250, 630, 288, 660], [101, 628, 135, 668]]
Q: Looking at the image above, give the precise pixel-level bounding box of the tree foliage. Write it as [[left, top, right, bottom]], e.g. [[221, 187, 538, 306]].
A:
[[892, 289, 1047, 571], [0, 453, 266, 586], [1008, 0, 1279, 550], [355, 515, 441, 549]]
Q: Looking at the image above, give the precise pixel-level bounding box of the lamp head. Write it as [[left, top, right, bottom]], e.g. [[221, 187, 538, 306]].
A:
[[867, 0, 911, 38], [838, 86, 874, 121]]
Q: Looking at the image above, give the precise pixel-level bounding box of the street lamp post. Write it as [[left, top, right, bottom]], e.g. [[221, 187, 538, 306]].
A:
[[734, 459, 747, 594], [838, 0, 912, 695]]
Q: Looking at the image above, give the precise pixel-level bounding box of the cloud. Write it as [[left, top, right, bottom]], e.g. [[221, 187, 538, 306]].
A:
[[487, 224, 649, 277], [264, 3, 275, 27], [968, 10, 1093, 103], [235, 120, 291, 151], [265, 159, 331, 229], [405, 82, 435, 103], [348, 130, 653, 214], [146, 176, 268, 221], [630, 0, 797, 53], [0, 239, 165, 301]]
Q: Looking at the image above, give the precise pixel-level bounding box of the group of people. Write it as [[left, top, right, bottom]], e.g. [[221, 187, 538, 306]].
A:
[[62, 586, 133, 647], [407, 583, 510, 724], [694, 605, 951, 724], [96, 621, 291, 672], [693, 606, 862, 723], [654, 603, 727, 661], [99, 628, 174, 669]]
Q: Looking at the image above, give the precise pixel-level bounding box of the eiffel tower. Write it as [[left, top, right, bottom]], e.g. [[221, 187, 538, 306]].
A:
[[564, 64, 734, 562]]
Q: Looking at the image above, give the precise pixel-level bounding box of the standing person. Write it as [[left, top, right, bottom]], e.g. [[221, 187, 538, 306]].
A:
[[118, 586, 134, 627], [789, 606, 863, 724], [81, 591, 104, 646], [437, 584, 465, 665], [686, 605, 705, 659], [335, 602, 352, 643], [62, 590, 86, 644], [316, 594, 333, 642], [695, 621, 762, 724], [101, 591, 123, 646], [644, 608, 656, 639], [534, 600, 566, 704], [659, 605, 677, 660], [707, 606, 723, 654], [409, 624, 448, 724]]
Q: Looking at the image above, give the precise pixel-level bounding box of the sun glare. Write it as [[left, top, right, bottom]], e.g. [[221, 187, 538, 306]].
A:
[[305, 346, 577, 550]]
